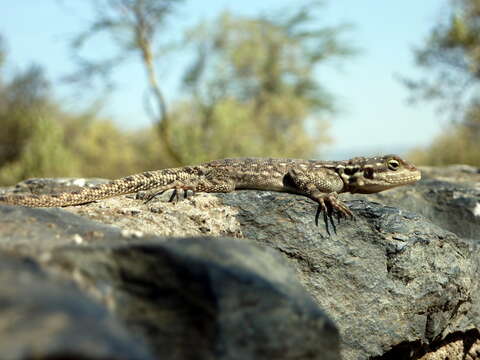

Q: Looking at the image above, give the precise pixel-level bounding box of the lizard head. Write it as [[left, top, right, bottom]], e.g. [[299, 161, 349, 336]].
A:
[[343, 154, 421, 194]]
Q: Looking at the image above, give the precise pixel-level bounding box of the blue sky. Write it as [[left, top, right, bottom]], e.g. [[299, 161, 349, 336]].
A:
[[0, 0, 447, 159]]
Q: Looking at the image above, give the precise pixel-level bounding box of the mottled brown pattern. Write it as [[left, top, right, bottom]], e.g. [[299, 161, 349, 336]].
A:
[[0, 155, 421, 227]]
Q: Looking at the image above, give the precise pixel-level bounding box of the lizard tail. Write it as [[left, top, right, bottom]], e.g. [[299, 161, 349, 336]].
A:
[[0, 167, 200, 207]]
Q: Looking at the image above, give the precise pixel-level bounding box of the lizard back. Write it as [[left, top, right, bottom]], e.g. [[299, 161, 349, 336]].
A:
[[202, 157, 344, 192]]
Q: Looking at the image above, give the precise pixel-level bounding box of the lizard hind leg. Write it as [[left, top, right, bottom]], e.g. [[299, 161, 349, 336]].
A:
[[141, 184, 197, 204], [141, 177, 236, 204]]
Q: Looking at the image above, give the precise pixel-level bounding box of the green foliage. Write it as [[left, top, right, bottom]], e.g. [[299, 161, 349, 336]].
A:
[[0, 63, 79, 184], [176, 5, 353, 162], [0, 117, 79, 184], [170, 97, 332, 164], [64, 116, 155, 178], [0, 65, 49, 164], [0, 35, 5, 69], [0, 45, 161, 185]]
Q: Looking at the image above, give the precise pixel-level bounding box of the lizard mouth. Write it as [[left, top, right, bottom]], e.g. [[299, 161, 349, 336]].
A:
[[386, 171, 422, 184], [356, 171, 421, 193], [385, 173, 421, 184]]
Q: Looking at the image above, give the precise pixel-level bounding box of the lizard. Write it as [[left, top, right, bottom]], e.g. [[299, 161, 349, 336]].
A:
[[0, 155, 421, 233]]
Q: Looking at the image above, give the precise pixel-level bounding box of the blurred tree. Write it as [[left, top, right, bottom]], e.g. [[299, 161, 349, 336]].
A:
[[0, 117, 79, 184], [0, 35, 5, 69], [0, 62, 80, 184], [66, 0, 184, 165], [0, 35, 161, 184], [0, 65, 47, 164], [176, 4, 355, 163], [63, 116, 149, 178], [403, 0, 480, 116], [403, 0, 479, 165]]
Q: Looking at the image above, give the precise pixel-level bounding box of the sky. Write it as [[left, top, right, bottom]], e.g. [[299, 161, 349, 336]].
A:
[[0, 0, 448, 159]]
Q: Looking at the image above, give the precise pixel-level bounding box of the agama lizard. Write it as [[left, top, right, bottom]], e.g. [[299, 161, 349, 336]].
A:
[[0, 155, 421, 232]]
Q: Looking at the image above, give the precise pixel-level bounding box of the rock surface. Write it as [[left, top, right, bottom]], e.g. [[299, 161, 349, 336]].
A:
[[0, 165, 479, 359], [0, 251, 153, 360], [217, 193, 480, 359], [50, 237, 339, 360], [354, 165, 480, 240], [0, 205, 338, 360]]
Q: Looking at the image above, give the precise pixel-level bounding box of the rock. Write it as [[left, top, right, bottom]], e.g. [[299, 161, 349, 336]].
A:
[[50, 237, 340, 360], [217, 192, 480, 359], [0, 251, 153, 360], [10, 177, 109, 194], [0, 205, 339, 360], [387, 329, 480, 360]]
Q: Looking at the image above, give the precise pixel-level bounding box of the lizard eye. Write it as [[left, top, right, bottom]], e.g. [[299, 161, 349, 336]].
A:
[[387, 159, 400, 171]]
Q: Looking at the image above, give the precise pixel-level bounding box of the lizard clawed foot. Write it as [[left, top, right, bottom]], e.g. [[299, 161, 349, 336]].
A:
[[167, 187, 196, 203], [142, 187, 196, 204], [313, 193, 354, 235], [142, 189, 166, 204]]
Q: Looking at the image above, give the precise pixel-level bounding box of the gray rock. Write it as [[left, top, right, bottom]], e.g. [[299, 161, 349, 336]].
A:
[[356, 166, 480, 240], [0, 251, 153, 360], [0, 205, 339, 360], [50, 237, 340, 360], [9, 177, 109, 194], [217, 191, 480, 359]]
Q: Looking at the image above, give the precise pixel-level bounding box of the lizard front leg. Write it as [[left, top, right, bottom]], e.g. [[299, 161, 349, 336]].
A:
[[286, 168, 352, 233]]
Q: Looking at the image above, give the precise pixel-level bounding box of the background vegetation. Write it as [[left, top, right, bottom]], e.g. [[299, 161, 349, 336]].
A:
[[404, 0, 480, 166], [0, 1, 355, 185], [0, 0, 479, 186]]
